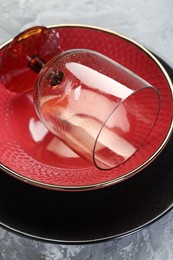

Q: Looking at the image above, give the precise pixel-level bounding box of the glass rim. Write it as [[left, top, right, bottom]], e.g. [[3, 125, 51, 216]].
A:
[[93, 85, 160, 170]]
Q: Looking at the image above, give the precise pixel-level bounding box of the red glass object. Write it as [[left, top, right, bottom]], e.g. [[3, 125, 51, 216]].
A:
[[0, 26, 60, 93], [0, 25, 172, 190]]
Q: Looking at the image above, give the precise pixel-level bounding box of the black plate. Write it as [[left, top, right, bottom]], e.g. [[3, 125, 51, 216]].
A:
[[0, 56, 173, 244]]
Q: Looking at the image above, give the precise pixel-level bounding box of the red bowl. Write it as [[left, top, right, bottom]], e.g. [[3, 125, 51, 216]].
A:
[[0, 24, 173, 191]]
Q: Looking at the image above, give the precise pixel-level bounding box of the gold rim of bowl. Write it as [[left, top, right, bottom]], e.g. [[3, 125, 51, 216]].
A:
[[0, 24, 173, 191]]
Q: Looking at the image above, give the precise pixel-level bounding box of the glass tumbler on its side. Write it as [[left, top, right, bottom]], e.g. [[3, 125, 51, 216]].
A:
[[34, 49, 160, 170]]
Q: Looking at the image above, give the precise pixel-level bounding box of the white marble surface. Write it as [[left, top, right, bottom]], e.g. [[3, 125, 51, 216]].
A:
[[1, 0, 173, 259]]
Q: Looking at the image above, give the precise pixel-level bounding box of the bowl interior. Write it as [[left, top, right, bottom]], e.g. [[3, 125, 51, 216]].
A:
[[0, 25, 172, 190]]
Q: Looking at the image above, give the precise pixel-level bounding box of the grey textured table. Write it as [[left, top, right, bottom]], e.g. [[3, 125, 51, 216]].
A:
[[0, 0, 173, 259]]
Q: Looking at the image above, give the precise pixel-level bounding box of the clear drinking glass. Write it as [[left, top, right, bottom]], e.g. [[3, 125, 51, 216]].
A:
[[34, 48, 160, 170]]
